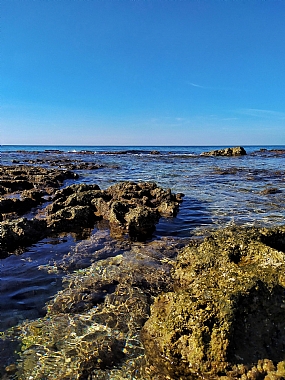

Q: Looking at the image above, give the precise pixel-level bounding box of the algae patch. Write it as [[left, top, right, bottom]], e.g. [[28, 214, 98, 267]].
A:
[[141, 226, 285, 379], [2, 238, 182, 379]]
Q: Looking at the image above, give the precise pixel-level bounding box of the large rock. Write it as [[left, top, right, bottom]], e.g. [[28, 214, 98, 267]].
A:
[[201, 146, 247, 156], [46, 181, 184, 241], [141, 226, 285, 379]]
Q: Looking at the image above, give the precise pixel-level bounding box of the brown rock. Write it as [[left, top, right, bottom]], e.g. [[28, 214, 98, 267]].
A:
[[201, 146, 247, 156]]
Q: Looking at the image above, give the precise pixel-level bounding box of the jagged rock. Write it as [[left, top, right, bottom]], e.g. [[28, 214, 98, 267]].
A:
[[0, 165, 78, 194], [0, 218, 47, 258], [141, 226, 285, 379], [201, 146, 247, 156], [0, 165, 78, 221], [46, 205, 96, 231], [46, 181, 184, 240]]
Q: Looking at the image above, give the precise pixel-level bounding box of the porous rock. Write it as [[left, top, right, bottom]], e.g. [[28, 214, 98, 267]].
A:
[[46, 181, 184, 240], [0, 217, 47, 257], [141, 226, 285, 379], [0, 165, 78, 194]]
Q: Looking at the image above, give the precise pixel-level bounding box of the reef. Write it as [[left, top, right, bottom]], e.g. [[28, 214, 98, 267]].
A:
[[201, 146, 247, 156], [141, 225, 285, 379]]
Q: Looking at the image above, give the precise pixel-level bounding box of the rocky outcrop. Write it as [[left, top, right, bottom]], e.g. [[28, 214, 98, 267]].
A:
[[0, 218, 47, 257], [0, 180, 184, 255], [0, 165, 78, 221], [141, 226, 285, 379], [201, 146, 247, 156], [0, 165, 78, 194], [46, 181, 184, 240]]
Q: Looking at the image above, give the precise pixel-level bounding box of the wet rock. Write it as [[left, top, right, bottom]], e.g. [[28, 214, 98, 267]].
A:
[[141, 225, 285, 379], [201, 146, 247, 156], [0, 196, 37, 215], [11, 238, 182, 380], [0, 165, 79, 222], [0, 218, 47, 258], [47, 205, 96, 231], [46, 181, 184, 240], [0, 165, 78, 194]]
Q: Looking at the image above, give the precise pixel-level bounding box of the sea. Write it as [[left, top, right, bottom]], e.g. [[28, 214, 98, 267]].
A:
[[1, 145, 285, 373]]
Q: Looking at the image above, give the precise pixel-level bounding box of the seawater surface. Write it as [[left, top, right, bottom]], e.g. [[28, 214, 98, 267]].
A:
[[1, 145, 285, 374]]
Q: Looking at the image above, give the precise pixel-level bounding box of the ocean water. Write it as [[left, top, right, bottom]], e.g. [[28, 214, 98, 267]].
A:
[[1, 145, 285, 373]]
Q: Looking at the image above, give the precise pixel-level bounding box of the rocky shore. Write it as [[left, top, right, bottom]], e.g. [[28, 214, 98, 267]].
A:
[[1, 154, 285, 379], [0, 164, 184, 258], [2, 225, 285, 379]]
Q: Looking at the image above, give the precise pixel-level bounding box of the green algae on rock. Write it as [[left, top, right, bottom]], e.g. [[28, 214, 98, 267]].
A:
[[141, 226, 285, 379], [5, 238, 182, 380]]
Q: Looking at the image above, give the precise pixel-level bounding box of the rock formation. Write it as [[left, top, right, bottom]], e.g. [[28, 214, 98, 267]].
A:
[[141, 226, 285, 379], [201, 146, 247, 156], [46, 181, 184, 240]]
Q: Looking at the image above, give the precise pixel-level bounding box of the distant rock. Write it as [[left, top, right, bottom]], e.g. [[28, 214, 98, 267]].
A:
[[201, 146, 247, 156]]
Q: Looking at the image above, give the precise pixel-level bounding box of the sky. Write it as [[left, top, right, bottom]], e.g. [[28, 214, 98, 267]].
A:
[[2, 0, 285, 146]]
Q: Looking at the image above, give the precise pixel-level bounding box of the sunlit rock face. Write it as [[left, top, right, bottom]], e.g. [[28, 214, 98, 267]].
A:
[[141, 226, 285, 379], [201, 146, 247, 156], [46, 181, 184, 240]]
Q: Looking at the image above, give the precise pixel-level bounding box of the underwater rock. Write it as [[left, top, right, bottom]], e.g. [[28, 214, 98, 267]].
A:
[[0, 217, 47, 257], [141, 225, 285, 379], [9, 238, 183, 380], [201, 146, 247, 156], [46, 181, 184, 240]]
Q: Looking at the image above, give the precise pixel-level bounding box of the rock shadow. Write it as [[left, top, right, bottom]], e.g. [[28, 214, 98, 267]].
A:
[[227, 281, 285, 365]]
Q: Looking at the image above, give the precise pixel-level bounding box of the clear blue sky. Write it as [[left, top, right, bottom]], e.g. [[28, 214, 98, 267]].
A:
[[2, 0, 285, 145]]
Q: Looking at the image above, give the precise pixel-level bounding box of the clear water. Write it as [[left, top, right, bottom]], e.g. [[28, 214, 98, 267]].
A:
[[1, 145, 285, 369]]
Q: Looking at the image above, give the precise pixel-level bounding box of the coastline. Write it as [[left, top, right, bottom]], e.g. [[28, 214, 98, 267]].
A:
[[1, 147, 285, 379]]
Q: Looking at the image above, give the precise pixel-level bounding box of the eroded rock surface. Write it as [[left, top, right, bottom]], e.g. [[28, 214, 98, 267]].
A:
[[141, 226, 285, 379], [0, 218, 47, 255], [0, 165, 78, 194], [0, 180, 184, 256], [4, 237, 183, 380], [201, 146, 247, 156], [46, 181, 184, 240], [0, 165, 78, 223]]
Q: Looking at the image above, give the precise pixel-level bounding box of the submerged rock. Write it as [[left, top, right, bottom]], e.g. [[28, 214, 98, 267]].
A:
[[201, 146, 247, 156], [6, 238, 183, 380], [141, 226, 285, 379]]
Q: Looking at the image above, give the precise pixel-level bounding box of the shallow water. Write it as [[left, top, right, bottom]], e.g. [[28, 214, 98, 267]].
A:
[[1, 145, 285, 374]]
